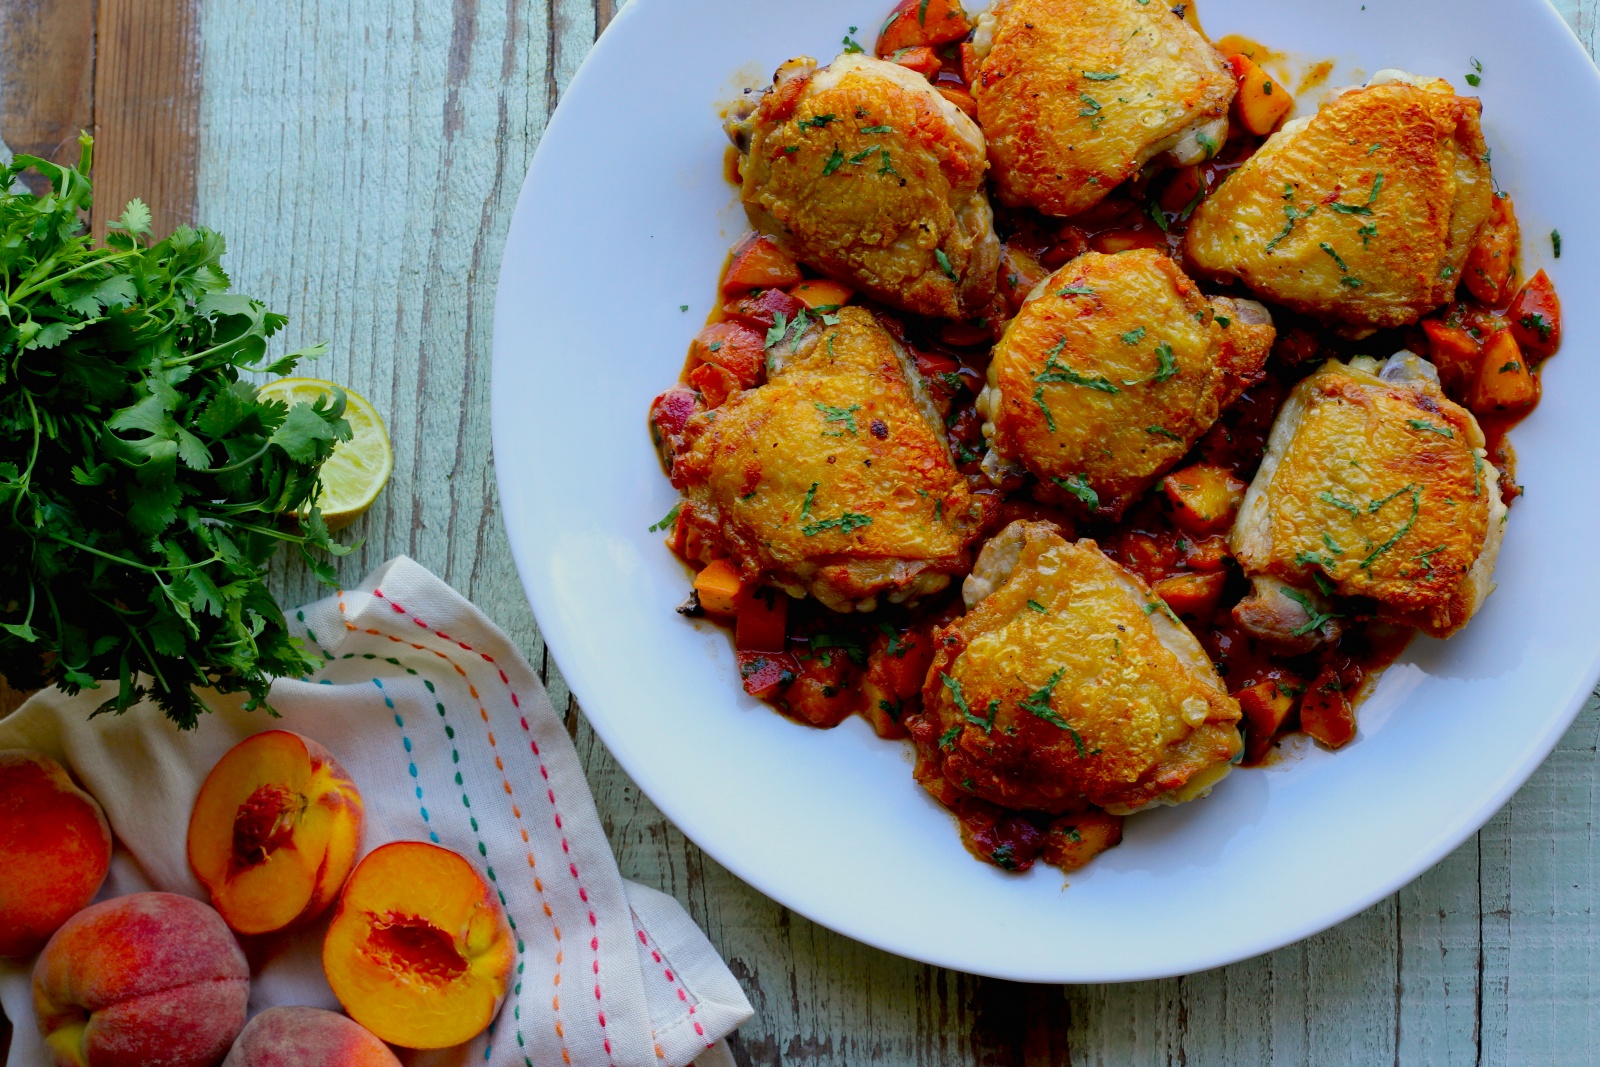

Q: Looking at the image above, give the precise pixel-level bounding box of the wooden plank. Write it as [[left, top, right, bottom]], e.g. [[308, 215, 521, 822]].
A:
[[0, 0, 94, 189], [90, 0, 202, 240]]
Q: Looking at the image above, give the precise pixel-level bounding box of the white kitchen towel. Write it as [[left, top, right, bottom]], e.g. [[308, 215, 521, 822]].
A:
[[0, 555, 751, 1067]]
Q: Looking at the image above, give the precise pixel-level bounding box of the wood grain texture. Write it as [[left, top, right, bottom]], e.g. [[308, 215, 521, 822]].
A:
[[0, 0, 1594, 1061], [0, 0, 93, 192], [90, 0, 201, 239]]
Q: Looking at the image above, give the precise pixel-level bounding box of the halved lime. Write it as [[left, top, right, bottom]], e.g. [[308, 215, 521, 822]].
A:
[[257, 377, 393, 530]]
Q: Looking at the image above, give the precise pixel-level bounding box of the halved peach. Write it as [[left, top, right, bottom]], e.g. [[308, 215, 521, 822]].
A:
[[321, 841, 514, 1049], [188, 731, 364, 936]]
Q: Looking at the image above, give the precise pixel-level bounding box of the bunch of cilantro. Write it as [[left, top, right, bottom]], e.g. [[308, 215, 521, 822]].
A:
[[0, 136, 351, 729]]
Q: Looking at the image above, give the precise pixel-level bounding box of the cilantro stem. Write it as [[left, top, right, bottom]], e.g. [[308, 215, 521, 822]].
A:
[[47, 534, 222, 574]]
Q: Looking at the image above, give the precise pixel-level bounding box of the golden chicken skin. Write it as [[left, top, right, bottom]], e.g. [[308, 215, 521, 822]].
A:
[[1230, 353, 1506, 646], [670, 307, 988, 613], [1185, 72, 1494, 333], [909, 521, 1242, 815], [727, 54, 999, 320], [976, 249, 1275, 519], [970, 0, 1234, 217]]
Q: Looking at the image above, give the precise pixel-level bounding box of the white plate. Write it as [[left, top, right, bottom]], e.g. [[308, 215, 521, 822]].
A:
[[493, 0, 1600, 981]]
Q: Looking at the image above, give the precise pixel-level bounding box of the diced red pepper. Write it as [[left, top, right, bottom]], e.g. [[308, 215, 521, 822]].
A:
[[649, 386, 701, 459], [723, 287, 805, 330], [735, 587, 789, 653], [738, 651, 800, 700], [1507, 268, 1561, 361], [877, 0, 972, 56], [723, 234, 803, 295]]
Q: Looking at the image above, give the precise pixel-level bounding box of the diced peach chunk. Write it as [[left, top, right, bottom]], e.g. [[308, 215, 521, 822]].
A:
[[722, 234, 801, 295], [694, 558, 743, 616], [892, 45, 943, 79], [188, 730, 365, 936], [33, 892, 249, 1067], [1042, 812, 1124, 872], [1235, 678, 1300, 763], [1469, 329, 1538, 414], [877, 0, 972, 55], [1422, 318, 1482, 397], [1463, 194, 1520, 306], [222, 1006, 401, 1067], [1300, 667, 1357, 748], [1154, 571, 1227, 618], [0, 750, 111, 959], [1508, 269, 1561, 360], [789, 279, 855, 310], [1227, 54, 1293, 135], [322, 842, 514, 1050], [1162, 465, 1247, 536]]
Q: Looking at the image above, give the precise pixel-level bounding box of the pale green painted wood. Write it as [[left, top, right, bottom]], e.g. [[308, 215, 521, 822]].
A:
[[197, 0, 1600, 1061]]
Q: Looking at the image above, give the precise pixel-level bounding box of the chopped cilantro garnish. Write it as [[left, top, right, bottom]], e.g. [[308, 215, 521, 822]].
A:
[[1027, 599, 1048, 613], [1266, 203, 1316, 250], [1281, 585, 1341, 637], [822, 146, 845, 176], [1146, 425, 1183, 440], [1032, 385, 1057, 431], [648, 503, 681, 532], [1051, 473, 1100, 511], [1123, 342, 1176, 386], [990, 844, 1017, 870], [802, 511, 873, 536], [1407, 419, 1454, 439], [935, 248, 957, 281], [1359, 485, 1421, 568], [938, 725, 962, 750], [800, 481, 819, 518], [860, 124, 894, 134], [1330, 172, 1385, 215], [1465, 57, 1483, 87], [814, 401, 860, 436], [1339, 276, 1365, 288], [1057, 284, 1097, 296], [1018, 667, 1073, 737], [1553, 230, 1562, 258], [1319, 491, 1363, 516], [1035, 344, 1120, 394], [942, 672, 997, 732], [847, 146, 878, 165], [1120, 326, 1146, 345], [1519, 313, 1552, 342], [878, 623, 907, 658], [1195, 128, 1219, 158], [1357, 222, 1378, 246], [1319, 242, 1349, 272], [1083, 71, 1120, 81], [797, 113, 836, 131], [842, 32, 865, 54], [810, 632, 866, 666]]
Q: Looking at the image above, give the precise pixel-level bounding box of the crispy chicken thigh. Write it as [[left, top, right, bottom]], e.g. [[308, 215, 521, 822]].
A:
[[728, 54, 999, 320], [670, 307, 988, 613], [976, 249, 1275, 518], [1185, 72, 1494, 332], [910, 521, 1241, 815], [970, 0, 1235, 217], [1230, 353, 1506, 643]]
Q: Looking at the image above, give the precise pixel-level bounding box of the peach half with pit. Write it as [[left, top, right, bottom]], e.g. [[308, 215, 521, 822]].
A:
[[0, 750, 112, 959], [187, 730, 364, 936], [221, 1006, 401, 1067], [33, 891, 249, 1067], [322, 841, 515, 1049]]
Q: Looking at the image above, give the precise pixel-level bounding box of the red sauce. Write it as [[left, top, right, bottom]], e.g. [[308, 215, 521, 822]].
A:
[[652, 16, 1563, 875]]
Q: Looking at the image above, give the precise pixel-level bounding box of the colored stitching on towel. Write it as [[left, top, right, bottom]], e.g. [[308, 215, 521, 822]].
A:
[[371, 678, 439, 844], [336, 596, 566, 1067], [637, 926, 707, 1044], [368, 589, 616, 1066]]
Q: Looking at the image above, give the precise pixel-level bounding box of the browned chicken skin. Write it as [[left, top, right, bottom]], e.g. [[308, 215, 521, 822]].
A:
[[1185, 72, 1494, 332], [971, 0, 1235, 217], [912, 521, 1242, 815], [978, 249, 1275, 519], [729, 54, 999, 320], [670, 307, 989, 613], [1230, 353, 1506, 642]]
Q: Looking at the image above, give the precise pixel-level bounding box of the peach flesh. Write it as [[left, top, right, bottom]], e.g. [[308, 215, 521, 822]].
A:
[[33, 891, 249, 1067], [322, 842, 514, 1049], [0, 750, 112, 959], [188, 730, 364, 936]]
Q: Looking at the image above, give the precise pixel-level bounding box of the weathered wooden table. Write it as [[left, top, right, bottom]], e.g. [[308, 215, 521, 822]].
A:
[[2, 1, 1598, 1061]]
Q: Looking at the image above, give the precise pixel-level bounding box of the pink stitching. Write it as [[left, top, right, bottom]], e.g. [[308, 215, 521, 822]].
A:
[[344, 589, 581, 1065], [370, 589, 619, 1067], [636, 922, 708, 1042]]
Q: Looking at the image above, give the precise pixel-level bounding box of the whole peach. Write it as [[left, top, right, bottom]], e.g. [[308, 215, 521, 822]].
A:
[[0, 750, 112, 958], [221, 1007, 401, 1067], [33, 892, 249, 1067]]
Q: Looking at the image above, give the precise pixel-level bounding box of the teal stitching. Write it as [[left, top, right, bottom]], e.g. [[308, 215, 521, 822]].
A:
[[373, 677, 439, 844], [423, 676, 526, 1062]]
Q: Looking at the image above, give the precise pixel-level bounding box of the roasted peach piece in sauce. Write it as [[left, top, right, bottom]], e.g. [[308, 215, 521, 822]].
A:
[[0, 750, 112, 959], [221, 1006, 401, 1067], [188, 730, 365, 936], [322, 841, 515, 1050], [33, 892, 249, 1067]]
